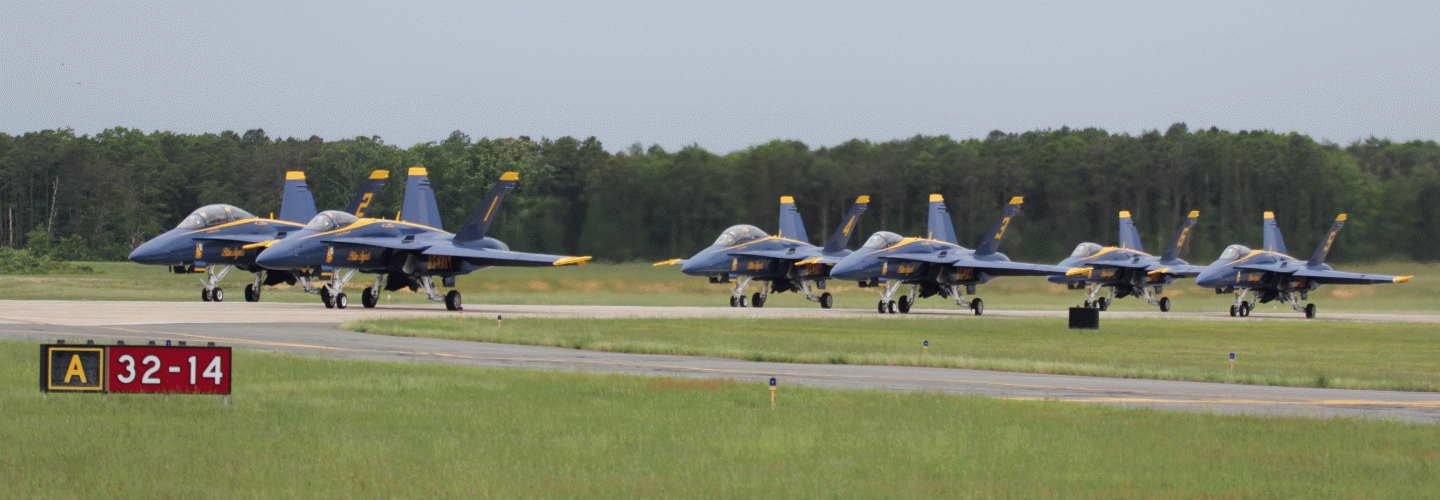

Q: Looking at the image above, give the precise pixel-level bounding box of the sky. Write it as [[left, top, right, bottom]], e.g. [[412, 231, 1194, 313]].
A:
[[3, 1, 1437, 153]]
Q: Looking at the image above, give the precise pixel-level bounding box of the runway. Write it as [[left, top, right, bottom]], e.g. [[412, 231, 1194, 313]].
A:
[[4, 300, 1438, 423]]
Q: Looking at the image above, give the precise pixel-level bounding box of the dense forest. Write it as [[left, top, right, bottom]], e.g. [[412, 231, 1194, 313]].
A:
[[0, 124, 1437, 264]]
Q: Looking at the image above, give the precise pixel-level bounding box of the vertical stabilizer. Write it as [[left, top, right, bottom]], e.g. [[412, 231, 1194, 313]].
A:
[[278, 171, 318, 223], [777, 196, 809, 243], [1262, 211, 1288, 255], [401, 167, 444, 229], [454, 172, 519, 243], [1118, 211, 1144, 252], [345, 170, 389, 217], [822, 196, 870, 253], [1160, 211, 1200, 262], [974, 197, 1024, 256], [1307, 214, 1346, 266], [926, 194, 958, 244]]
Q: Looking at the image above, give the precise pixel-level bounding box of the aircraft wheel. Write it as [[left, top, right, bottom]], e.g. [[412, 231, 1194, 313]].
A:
[[1229, 305, 1238, 317], [752, 292, 765, 308], [1097, 297, 1109, 311], [320, 287, 334, 308], [1239, 302, 1251, 317], [738, 295, 749, 307], [245, 284, 260, 302], [1159, 297, 1170, 313], [1083, 300, 1092, 308], [211, 287, 224, 303], [1304, 303, 1316, 319], [887, 300, 897, 314], [334, 293, 348, 309], [819, 293, 833, 309], [445, 290, 462, 311], [201, 289, 212, 302], [730, 296, 738, 308], [971, 298, 984, 316], [878, 301, 887, 314], [897, 296, 911, 313], [362, 287, 378, 308]]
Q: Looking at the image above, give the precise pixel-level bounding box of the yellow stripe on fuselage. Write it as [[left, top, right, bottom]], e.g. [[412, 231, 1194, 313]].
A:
[[298, 218, 446, 241], [716, 236, 812, 253], [182, 218, 304, 237]]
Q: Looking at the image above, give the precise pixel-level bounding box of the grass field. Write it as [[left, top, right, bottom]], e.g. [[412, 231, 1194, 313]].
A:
[[348, 315, 1440, 392], [3, 260, 1438, 314], [4, 340, 1437, 498]]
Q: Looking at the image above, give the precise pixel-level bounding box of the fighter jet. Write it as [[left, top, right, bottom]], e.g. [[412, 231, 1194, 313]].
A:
[[830, 195, 1070, 315], [127, 170, 386, 302], [1195, 212, 1412, 318], [1049, 210, 1204, 312], [254, 169, 591, 310], [654, 196, 869, 309]]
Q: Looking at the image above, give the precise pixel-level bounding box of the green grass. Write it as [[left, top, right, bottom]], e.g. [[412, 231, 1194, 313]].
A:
[[347, 316, 1440, 392], [3, 340, 1437, 498], [3, 260, 1436, 313]]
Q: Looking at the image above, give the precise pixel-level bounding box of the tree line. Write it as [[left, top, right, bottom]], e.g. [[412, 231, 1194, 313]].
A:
[[1, 124, 1437, 264]]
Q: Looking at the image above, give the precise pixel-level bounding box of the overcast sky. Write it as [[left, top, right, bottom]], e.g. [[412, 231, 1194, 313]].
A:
[[3, 1, 1437, 153]]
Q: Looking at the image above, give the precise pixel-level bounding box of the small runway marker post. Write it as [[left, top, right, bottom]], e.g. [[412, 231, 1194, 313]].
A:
[[497, 315, 502, 327], [923, 340, 929, 354], [769, 377, 777, 409], [1230, 352, 1235, 371]]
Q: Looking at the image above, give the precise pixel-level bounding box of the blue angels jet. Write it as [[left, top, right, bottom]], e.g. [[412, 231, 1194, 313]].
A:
[[830, 195, 1070, 315], [1049, 210, 1204, 312], [1195, 212, 1412, 318], [127, 170, 387, 302], [654, 196, 869, 309], [254, 169, 591, 310]]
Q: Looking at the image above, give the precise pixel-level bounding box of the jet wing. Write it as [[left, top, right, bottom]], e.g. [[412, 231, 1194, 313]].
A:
[[1145, 264, 1206, 277], [1294, 269, 1413, 285], [320, 237, 433, 252], [950, 260, 1073, 277], [421, 245, 591, 267]]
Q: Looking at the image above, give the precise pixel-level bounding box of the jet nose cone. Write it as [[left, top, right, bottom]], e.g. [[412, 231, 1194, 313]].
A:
[[128, 236, 185, 265], [1195, 266, 1224, 288], [254, 246, 291, 269], [679, 249, 724, 276], [829, 259, 863, 281]]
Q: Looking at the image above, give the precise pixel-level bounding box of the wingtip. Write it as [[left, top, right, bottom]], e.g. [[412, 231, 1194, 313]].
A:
[[499, 171, 519, 181], [653, 258, 682, 267], [554, 256, 592, 266], [1395, 275, 1413, 283]]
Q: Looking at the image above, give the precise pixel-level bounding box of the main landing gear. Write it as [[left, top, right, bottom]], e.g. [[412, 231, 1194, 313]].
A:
[[873, 282, 982, 315], [1227, 288, 1317, 319]]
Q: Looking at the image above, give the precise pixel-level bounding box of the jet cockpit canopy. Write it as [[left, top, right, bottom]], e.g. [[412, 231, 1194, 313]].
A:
[[304, 210, 360, 232], [713, 225, 768, 247], [1220, 244, 1253, 261], [862, 231, 904, 249], [1070, 242, 1104, 259], [177, 204, 254, 229]]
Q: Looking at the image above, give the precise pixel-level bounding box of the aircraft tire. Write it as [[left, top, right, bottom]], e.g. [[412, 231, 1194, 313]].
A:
[[819, 293, 833, 309], [1159, 297, 1170, 312], [729, 296, 738, 308], [245, 284, 260, 302], [362, 287, 378, 308], [335, 293, 348, 309], [877, 301, 887, 314], [971, 298, 984, 316], [445, 290, 462, 311], [1305, 303, 1316, 319], [738, 295, 749, 307], [1229, 305, 1238, 317], [1098, 297, 1109, 311], [320, 287, 334, 308], [897, 296, 911, 313], [201, 289, 212, 302], [887, 300, 896, 314], [1239, 302, 1251, 317], [212, 287, 224, 303], [752, 292, 765, 308]]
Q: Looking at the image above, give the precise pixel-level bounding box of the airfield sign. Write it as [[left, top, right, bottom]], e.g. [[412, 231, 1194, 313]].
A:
[[41, 343, 231, 395]]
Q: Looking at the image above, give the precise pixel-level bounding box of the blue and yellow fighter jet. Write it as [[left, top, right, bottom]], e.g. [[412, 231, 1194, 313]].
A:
[[654, 196, 869, 309], [1195, 212, 1412, 319], [254, 169, 591, 310], [830, 195, 1070, 315], [127, 170, 387, 302], [1049, 210, 1204, 312]]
